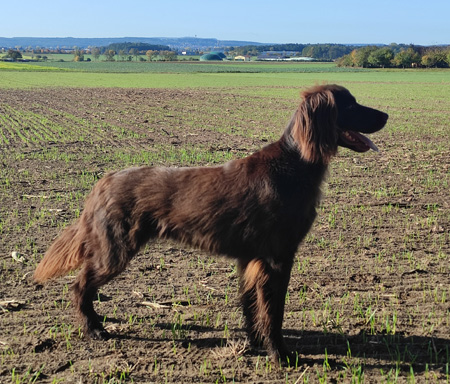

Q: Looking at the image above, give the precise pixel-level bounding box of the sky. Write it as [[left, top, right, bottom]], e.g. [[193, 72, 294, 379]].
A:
[[2, 0, 449, 45]]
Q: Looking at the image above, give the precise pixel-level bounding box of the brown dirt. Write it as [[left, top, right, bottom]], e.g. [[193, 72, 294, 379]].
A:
[[0, 87, 449, 383]]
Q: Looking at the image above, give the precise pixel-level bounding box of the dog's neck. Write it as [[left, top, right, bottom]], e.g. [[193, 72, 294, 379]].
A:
[[245, 135, 329, 193], [279, 130, 331, 171]]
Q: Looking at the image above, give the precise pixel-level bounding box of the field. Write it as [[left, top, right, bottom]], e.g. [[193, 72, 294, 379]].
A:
[[0, 62, 449, 383]]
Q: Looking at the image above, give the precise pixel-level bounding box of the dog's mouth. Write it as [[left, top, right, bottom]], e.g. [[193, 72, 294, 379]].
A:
[[338, 130, 379, 153]]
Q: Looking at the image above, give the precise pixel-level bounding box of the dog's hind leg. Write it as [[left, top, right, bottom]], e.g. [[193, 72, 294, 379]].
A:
[[239, 258, 295, 364], [70, 194, 159, 339], [71, 244, 135, 339], [72, 263, 111, 339]]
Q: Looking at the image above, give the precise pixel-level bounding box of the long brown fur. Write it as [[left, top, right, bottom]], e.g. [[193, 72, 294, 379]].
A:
[[34, 224, 85, 280], [35, 84, 388, 363]]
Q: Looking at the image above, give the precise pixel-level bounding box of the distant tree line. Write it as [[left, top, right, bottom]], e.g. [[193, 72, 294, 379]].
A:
[[70, 42, 177, 62], [3, 49, 23, 60], [103, 42, 170, 54], [337, 45, 450, 68], [227, 43, 450, 65], [98, 43, 176, 62], [4, 41, 450, 67]]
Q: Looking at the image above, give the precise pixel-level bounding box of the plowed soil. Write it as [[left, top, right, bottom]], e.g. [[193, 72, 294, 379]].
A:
[[0, 87, 449, 383]]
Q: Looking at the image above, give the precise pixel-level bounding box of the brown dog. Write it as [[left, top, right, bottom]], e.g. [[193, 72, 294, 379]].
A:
[[35, 84, 388, 363]]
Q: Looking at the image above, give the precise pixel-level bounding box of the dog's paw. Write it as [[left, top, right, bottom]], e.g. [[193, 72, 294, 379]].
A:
[[89, 328, 111, 340], [269, 348, 299, 368], [277, 351, 299, 368]]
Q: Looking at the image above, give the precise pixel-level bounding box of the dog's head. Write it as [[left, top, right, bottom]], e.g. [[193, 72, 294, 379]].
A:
[[290, 84, 389, 164]]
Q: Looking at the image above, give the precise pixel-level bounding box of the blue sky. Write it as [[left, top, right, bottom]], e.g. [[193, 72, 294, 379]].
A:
[[2, 0, 449, 45]]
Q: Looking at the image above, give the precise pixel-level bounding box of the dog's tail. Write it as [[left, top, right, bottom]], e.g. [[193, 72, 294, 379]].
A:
[[34, 221, 85, 283]]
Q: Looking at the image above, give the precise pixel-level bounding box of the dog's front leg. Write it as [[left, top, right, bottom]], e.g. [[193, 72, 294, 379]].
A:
[[238, 258, 295, 365]]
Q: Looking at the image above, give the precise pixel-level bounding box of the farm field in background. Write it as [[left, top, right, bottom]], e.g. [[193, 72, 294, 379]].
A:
[[1, 60, 449, 89], [0, 62, 449, 383]]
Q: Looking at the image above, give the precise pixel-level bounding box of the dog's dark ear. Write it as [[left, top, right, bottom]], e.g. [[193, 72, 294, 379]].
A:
[[290, 87, 338, 164]]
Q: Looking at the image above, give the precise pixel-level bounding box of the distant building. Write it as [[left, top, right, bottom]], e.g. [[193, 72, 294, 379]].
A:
[[200, 52, 224, 61], [257, 51, 314, 61], [234, 55, 250, 61]]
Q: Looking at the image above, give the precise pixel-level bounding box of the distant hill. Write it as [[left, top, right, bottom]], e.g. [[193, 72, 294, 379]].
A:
[[0, 36, 266, 50]]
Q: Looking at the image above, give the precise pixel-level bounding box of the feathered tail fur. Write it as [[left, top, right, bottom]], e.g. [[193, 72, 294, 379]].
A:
[[34, 222, 85, 283]]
